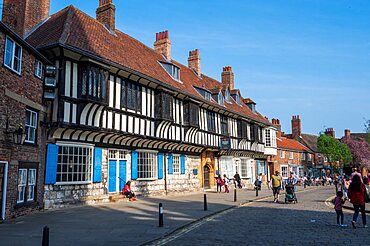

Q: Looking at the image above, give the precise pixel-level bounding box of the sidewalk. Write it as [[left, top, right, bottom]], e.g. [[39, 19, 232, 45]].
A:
[[0, 186, 312, 246]]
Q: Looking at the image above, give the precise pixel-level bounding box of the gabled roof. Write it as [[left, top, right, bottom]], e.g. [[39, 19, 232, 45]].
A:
[[26, 5, 270, 125], [299, 134, 318, 152], [277, 137, 309, 152]]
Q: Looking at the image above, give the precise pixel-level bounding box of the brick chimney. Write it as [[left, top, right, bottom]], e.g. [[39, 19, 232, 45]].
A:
[[188, 49, 201, 76], [221, 66, 234, 90], [291, 115, 301, 138], [344, 129, 351, 139], [96, 0, 116, 30], [154, 30, 171, 60], [325, 128, 335, 138], [272, 118, 282, 138], [2, 0, 50, 37]]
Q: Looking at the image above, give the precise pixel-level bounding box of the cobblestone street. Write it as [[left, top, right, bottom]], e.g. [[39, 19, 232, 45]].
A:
[[153, 187, 369, 246]]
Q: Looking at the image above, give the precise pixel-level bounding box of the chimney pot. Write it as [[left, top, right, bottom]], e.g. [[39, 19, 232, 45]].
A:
[[188, 49, 201, 76], [221, 66, 234, 90], [154, 30, 171, 60]]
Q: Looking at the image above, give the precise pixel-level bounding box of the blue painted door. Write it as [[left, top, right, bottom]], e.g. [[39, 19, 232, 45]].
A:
[[119, 160, 127, 191], [108, 160, 117, 193]]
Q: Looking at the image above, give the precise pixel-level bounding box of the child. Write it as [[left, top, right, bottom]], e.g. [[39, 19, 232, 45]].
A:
[[332, 191, 346, 226], [223, 174, 229, 193]]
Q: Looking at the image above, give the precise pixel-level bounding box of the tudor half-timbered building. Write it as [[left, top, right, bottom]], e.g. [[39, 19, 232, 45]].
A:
[[5, 0, 278, 208]]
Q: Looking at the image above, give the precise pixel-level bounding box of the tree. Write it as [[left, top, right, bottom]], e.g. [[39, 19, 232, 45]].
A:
[[317, 134, 352, 172], [365, 119, 370, 144], [342, 138, 370, 170]]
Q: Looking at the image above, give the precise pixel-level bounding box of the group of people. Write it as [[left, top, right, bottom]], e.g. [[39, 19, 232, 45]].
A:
[[333, 168, 370, 228], [215, 172, 244, 193]]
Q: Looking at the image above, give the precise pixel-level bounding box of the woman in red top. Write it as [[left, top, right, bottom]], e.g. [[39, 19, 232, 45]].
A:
[[348, 175, 367, 228], [123, 181, 137, 201]]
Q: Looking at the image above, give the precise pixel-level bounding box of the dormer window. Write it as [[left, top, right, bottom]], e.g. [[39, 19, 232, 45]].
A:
[[205, 91, 211, 100], [194, 86, 212, 101], [235, 94, 240, 104], [225, 89, 230, 102], [218, 92, 224, 106], [159, 61, 180, 81]]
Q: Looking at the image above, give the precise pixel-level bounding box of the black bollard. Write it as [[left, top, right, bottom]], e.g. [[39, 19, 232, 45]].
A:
[[42, 226, 49, 246], [204, 194, 208, 211], [159, 203, 164, 227], [234, 188, 237, 202]]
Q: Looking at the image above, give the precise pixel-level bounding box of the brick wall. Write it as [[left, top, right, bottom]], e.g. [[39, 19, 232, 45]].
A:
[[270, 149, 308, 178], [0, 30, 46, 219]]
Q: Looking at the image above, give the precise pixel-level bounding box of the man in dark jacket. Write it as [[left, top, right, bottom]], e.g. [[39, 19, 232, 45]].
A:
[[234, 172, 242, 189]]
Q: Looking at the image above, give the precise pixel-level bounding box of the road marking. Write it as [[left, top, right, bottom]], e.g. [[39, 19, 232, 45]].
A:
[[142, 187, 320, 246]]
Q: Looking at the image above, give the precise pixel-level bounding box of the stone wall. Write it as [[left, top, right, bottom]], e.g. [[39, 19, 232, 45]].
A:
[[44, 183, 107, 209]]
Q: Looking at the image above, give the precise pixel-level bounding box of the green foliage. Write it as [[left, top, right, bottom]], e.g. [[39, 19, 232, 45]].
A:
[[317, 134, 352, 165]]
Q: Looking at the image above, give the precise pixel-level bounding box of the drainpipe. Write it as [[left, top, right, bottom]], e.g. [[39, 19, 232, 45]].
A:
[[164, 154, 168, 195]]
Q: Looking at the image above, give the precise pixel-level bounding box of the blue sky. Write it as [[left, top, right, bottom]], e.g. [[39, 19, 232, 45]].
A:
[[2, 0, 369, 136]]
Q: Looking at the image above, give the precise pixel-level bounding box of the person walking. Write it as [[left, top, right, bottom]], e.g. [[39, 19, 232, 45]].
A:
[[332, 191, 346, 227], [215, 174, 223, 193], [223, 174, 230, 193], [271, 171, 283, 203], [343, 175, 351, 199], [348, 175, 367, 229], [234, 172, 242, 189]]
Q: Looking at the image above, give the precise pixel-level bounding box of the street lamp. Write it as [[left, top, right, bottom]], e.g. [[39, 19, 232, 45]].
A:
[[5, 126, 27, 145]]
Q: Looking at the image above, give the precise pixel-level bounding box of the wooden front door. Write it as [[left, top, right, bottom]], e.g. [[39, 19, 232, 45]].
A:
[[204, 165, 210, 189]]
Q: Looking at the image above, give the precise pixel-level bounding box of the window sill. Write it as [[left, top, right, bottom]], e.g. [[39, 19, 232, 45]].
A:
[[55, 181, 92, 185], [14, 201, 38, 209], [4, 64, 22, 77], [136, 178, 158, 181]]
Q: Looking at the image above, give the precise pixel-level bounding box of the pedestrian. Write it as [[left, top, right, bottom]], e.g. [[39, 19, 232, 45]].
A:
[[215, 174, 223, 193], [343, 176, 351, 199], [348, 175, 367, 228], [332, 191, 346, 227], [234, 172, 242, 189], [122, 181, 137, 201], [223, 174, 230, 193], [351, 168, 363, 183], [271, 171, 283, 203], [257, 173, 263, 190]]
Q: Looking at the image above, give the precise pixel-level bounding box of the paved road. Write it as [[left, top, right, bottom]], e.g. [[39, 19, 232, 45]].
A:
[[0, 186, 277, 246], [154, 187, 369, 246]]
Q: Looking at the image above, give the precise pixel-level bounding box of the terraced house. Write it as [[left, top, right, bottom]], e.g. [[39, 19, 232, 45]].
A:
[[2, 0, 277, 210], [0, 19, 50, 220]]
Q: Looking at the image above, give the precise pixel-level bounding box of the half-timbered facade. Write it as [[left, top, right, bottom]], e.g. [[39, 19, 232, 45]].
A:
[[5, 0, 278, 208]]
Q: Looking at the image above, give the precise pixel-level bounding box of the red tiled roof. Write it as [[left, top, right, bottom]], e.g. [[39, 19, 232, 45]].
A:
[[26, 5, 270, 125], [277, 137, 309, 151]]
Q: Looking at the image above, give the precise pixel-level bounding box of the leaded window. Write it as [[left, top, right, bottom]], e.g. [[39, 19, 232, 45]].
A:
[[221, 115, 228, 135], [155, 91, 173, 121], [81, 64, 107, 101], [184, 101, 199, 127], [56, 145, 93, 183], [122, 78, 141, 112], [206, 110, 216, 132], [265, 129, 271, 147], [237, 121, 248, 139], [138, 152, 158, 179]]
